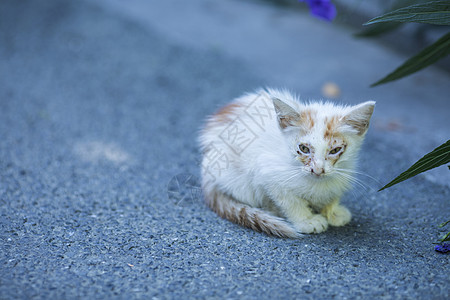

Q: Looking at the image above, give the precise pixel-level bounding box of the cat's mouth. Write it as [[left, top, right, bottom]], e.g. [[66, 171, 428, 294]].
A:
[[311, 174, 326, 180], [310, 168, 326, 178], [312, 173, 324, 177], [308, 170, 331, 180]]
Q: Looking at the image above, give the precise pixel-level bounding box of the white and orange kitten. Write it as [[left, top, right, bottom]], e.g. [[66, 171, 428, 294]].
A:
[[199, 89, 375, 238]]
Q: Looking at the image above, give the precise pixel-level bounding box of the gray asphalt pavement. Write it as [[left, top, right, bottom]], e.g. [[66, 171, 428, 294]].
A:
[[1, 0, 449, 299]]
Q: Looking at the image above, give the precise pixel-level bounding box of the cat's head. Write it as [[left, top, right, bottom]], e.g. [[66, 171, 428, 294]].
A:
[[272, 97, 375, 180]]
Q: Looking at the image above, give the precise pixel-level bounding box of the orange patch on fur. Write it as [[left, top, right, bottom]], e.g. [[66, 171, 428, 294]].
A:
[[204, 187, 297, 238], [213, 103, 242, 123], [297, 154, 312, 166], [324, 116, 341, 139], [297, 109, 316, 130]]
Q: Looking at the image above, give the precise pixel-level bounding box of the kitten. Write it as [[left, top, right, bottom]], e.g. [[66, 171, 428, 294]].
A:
[[199, 89, 375, 238]]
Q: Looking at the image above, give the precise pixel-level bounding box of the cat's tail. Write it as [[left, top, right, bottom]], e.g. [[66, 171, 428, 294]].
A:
[[203, 187, 300, 238]]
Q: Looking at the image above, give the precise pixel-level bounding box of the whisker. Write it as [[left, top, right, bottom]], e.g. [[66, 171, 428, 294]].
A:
[[281, 168, 304, 185], [333, 169, 378, 187], [331, 170, 375, 202], [334, 168, 381, 185], [332, 170, 374, 192]]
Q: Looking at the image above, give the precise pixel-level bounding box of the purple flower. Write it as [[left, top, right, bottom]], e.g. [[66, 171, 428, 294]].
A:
[[299, 0, 337, 21], [434, 243, 450, 253]]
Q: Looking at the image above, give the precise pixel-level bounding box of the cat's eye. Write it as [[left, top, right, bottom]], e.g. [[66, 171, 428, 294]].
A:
[[329, 147, 342, 155], [298, 144, 310, 154]]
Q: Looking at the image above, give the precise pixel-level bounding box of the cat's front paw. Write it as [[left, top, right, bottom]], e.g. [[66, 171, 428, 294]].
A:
[[294, 214, 328, 234], [327, 205, 351, 227]]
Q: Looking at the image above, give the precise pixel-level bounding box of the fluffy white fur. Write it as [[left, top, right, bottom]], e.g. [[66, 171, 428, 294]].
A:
[[199, 89, 375, 238]]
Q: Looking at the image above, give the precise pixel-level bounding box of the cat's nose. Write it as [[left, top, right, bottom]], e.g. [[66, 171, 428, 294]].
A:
[[312, 160, 324, 176], [311, 167, 324, 176]]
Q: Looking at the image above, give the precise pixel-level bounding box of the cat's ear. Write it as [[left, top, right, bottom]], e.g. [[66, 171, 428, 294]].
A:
[[272, 98, 301, 129], [343, 101, 375, 135]]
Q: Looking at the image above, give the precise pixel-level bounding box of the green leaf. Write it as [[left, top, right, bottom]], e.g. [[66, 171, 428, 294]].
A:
[[365, 1, 450, 26], [379, 140, 450, 191], [439, 231, 450, 242], [439, 220, 450, 228], [371, 32, 450, 87], [355, 22, 403, 38], [356, 0, 427, 37]]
